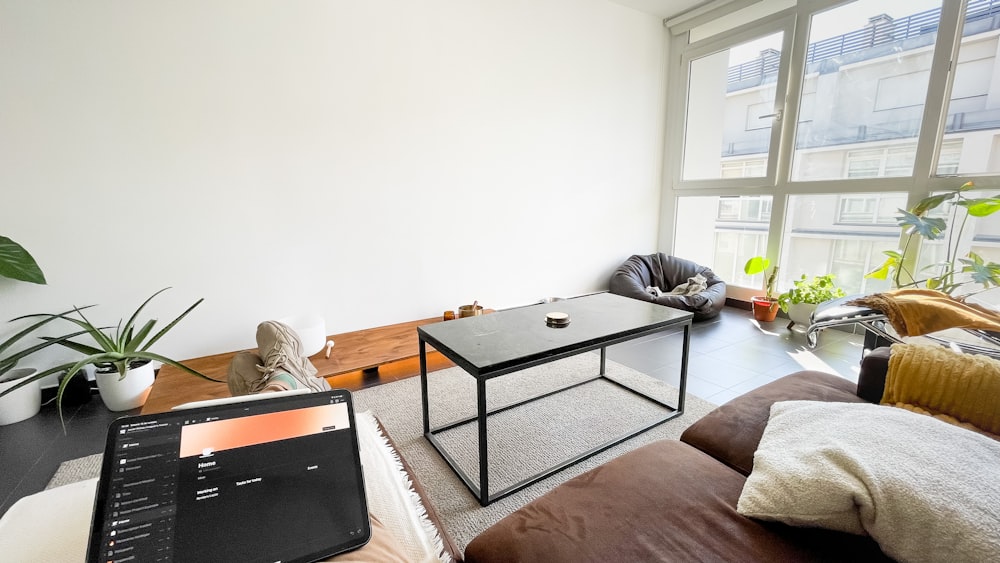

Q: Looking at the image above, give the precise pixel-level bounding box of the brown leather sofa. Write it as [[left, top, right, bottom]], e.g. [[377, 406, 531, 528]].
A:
[[609, 253, 727, 321], [464, 349, 897, 562]]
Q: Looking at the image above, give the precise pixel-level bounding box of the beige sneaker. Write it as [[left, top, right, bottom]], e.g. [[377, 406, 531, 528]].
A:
[[255, 320, 331, 393], [227, 321, 331, 396], [227, 351, 269, 395]]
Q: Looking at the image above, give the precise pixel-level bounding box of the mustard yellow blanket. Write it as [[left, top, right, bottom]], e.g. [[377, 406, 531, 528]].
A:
[[848, 288, 1000, 337], [885, 343, 1000, 438]]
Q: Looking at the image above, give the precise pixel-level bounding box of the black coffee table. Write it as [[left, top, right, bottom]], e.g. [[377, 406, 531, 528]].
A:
[[417, 292, 693, 506]]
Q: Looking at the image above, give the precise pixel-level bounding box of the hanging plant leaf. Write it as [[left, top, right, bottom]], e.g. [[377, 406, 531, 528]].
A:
[[898, 210, 947, 240], [959, 197, 1000, 217], [0, 236, 46, 284], [959, 254, 1000, 287], [910, 192, 953, 216], [743, 256, 770, 275]]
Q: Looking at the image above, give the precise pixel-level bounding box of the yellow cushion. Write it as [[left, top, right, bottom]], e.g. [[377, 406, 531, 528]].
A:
[[885, 343, 1000, 438]]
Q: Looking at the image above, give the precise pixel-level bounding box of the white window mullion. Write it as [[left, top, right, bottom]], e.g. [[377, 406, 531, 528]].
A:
[[764, 15, 797, 184], [912, 0, 965, 190]]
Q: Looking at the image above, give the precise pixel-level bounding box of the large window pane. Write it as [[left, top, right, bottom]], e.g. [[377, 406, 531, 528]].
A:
[[674, 196, 770, 287], [936, 1, 1000, 175], [683, 32, 783, 181], [778, 193, 902, 294], [790, 1, 943, 181]]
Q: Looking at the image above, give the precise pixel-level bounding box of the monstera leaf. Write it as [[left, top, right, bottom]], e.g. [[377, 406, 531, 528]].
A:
[[0, 236, 46, 285], [867, 181, 1000, 296]]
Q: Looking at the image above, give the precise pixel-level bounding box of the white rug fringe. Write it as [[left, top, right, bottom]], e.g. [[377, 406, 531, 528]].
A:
[[357, 410, 451, 563]]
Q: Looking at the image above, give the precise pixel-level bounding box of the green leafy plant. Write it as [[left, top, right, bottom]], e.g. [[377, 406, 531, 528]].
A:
[[777, 274, 845, 313], [0, 236, 45, 284], [868, 181, 1000, 297], [0, 288, 220, 423], [744, 256, 779, 300]]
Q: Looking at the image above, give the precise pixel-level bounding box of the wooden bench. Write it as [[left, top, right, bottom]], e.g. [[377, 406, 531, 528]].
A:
[[141, 316, 454, 414]]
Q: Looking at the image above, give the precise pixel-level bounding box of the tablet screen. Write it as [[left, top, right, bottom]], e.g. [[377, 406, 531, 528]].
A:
[[87, 390, 370, 563]]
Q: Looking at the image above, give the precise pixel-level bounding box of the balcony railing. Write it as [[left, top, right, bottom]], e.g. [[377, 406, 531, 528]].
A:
[[726, 0, 1000, 86], [721, 108, 1000, 156]]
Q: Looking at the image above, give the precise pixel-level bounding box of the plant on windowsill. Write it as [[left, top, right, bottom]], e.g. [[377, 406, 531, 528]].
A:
[[777, 273, 846, 330], [744, 256, 780, 322], [0, 288, 222, 424], [866, 181, 1000, 297]]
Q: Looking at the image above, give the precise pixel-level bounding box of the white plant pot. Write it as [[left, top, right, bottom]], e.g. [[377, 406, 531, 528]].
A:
[[0, 367, 42, 425], [96, 362, 155, 412], [788, 302, 819, 331]]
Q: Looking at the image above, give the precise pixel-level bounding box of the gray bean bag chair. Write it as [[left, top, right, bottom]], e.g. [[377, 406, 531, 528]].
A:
[[609, 253, 727, 321]]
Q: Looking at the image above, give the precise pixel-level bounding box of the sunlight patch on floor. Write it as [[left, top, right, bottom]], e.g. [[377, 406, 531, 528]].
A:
[[786, 349, 834, 372]]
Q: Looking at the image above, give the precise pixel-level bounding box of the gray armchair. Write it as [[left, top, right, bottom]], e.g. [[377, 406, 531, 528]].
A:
[[609, 253, 727, 321]]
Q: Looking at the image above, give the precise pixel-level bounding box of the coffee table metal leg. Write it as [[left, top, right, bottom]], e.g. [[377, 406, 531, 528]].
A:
[[679, 324, 690, 413], [599, 347, 606, 376], [420, 338, 430, 434], [477, 377, 489, 506]]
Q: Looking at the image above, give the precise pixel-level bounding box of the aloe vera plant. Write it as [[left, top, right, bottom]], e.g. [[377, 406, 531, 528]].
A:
[[0, 288, 220, 424]]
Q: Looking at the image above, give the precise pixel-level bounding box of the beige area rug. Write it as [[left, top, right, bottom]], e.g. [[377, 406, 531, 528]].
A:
[[47, 354, 716, 553], [351, 353, 716, 552]]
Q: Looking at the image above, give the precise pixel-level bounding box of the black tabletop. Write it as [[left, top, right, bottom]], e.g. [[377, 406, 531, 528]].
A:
[[418, 292, 692, 378]]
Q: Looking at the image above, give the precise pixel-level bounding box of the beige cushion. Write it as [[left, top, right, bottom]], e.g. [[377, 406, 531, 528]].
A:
[[737, 400, 1000, 563]]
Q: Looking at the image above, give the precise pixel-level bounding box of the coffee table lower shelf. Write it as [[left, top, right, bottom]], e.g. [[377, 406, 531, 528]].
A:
[[424, 369, 682, 506]]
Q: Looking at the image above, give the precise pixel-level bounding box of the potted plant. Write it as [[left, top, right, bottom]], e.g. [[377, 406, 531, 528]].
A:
[[744, 256, 780, 322], [0, 235, 48, 424], [0, 309, 101, 425], [867, 181, 1000, 296], [777, 273, 845, 330], [0, 288, 220, 421]]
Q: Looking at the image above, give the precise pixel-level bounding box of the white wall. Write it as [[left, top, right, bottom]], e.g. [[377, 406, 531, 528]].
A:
[[0, 0, 668, 364]]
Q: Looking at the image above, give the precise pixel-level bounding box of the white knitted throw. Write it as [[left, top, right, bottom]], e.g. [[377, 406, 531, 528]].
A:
[[737, 400, 1000, 563]]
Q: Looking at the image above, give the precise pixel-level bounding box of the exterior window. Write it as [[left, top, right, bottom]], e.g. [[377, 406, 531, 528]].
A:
[[674, 196, 771, 288], [721, 158, 767, 178], [846, 141, 962, 179], [836, 193, 907, 224], [682, 31, 785, 181], [837, 196, 876, 223], [778, 193, 903, 294], [830, 239, 893, 295], [716, 196, 771, 222], [790, 1, 943, 181], [936, 1, 1000, 175], [669, 1, 1000, 296]]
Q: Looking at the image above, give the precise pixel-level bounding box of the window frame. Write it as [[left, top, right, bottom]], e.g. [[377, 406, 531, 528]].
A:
[[660, 0, 1000, 299], [675, 12, 796, 190]]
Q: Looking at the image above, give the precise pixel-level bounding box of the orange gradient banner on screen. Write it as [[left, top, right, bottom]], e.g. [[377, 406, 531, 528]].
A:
[[178, 403, 349, 458]]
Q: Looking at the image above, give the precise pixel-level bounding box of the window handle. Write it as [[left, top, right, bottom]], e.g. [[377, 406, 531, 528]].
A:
[[759, 109, 783, 122]]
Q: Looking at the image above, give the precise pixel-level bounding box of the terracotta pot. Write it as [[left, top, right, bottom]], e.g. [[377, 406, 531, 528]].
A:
[[751, 296, 779, 322]]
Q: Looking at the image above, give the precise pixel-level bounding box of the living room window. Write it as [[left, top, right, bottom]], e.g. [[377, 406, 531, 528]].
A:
[[680, 27, 790, 182], [664, 0, 1000, 298]]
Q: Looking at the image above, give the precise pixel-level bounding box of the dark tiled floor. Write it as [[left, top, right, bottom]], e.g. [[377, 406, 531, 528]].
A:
[[607, 306, 864, 405], [0, 306, 865, 518]]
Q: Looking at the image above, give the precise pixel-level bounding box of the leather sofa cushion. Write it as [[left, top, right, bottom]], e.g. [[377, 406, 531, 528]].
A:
[[680, 370, 866, 476], [463, 440, 887, 563], [857, 346, 890, 403]]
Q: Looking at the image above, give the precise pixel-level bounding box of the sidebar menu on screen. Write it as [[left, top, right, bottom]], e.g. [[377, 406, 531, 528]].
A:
[[96, 419, 181, 563]]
